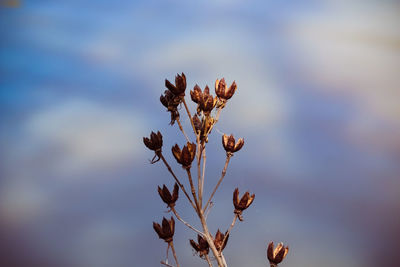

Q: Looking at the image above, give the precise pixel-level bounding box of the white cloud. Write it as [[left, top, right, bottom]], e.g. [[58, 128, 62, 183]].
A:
[[25, 99, 145, 175]]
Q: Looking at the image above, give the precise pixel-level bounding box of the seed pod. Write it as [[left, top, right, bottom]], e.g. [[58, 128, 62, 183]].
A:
[[267, 242, 289, 266], [143, 131, 163, 151], [158, 183, 179, 208], [222, 134, 244, 154], [214, 229, 229, 252], [153, 217, 175, 243], [215, 78, 237, 100], [165, 73, 186, 96], [171, 143, 196, 168], [190, 85, 216, 115], [233, 188, 255, 221], [189, 234, 209, 258]]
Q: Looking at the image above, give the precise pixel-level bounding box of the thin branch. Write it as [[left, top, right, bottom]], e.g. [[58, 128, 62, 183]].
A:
[[204, 202, 213, 220], [219, 214, 238, 253], [205, 254, 213, 267], [159, 153, 196, 211], [186, 169, 201, 213], [182, 98, 198, 136], [200, 144, 206, 209], [203, 155, 232, 212], [176, 117, 190, 143], [170, 241, 180, 267], [171, 207, 204, 236]]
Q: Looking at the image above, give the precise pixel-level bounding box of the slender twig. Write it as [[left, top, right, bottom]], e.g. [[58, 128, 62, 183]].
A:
[[171, 207, 204, 236], [182, 98, 198, 136], [219, 214, 238, 253], [197, 143, 203, 210], [176, 117, 190, 143], [170, 241, 180, 267], [198, 213, 225, 267], [205, 254, 213, 267], [204, 202, 213, 220], [200, 144, 206, 209], [221, 252, 228, 267], [159, 153, 196, 211], [186, 169, 201, 213], [204, 155, 232, 212]]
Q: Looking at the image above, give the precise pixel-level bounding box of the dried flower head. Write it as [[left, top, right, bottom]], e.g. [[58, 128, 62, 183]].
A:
[[189, 234, 209, 258], [190, 85, 216, 115], [158, 183, 179, 208], [214, 229, 229, 252], [215, 78, 237, 107], [233, 188, 255, 221], [160, 90, 180, 125], [143, 131, 163, 163], [193, 114, 214, 143], [171, 142, 196, 168], [222, 134, 244, 155], [165, 73, 187, 96], [153, 217, 175, 243], [267, 242, 289, 266]]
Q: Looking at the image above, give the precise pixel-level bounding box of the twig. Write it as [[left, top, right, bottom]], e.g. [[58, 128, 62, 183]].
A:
[[182, 98, 198, 136], [204, 202, 213, 220], [203, 155, 232, 212], [186, 169, 201, 213], [205, 254, 213, 267], [170, 241, 180, 267], [200, 144, 206, 209], [171, 207, 204, 236], [176, 117, 190, 143], [159, 154, 196, 211], [219, 214, 238, 253]]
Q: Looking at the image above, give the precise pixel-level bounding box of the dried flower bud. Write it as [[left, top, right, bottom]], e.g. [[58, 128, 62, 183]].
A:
[[222, 134, 244, 154], [158, 183, 179, 208], [160, 90, 180, 125], [190, 85, 216, 115], [153, 217, 175, 243], [171, 142, 196, 168], [215, 78, 237, 101], [233, 188, 255, 221], [193, 114, 202, 134], [143, 131, 163, 152], [165, 73, 186, 96], [214, 229, 229, 252], [267, 242, 289, 266], [190, 234, 209, 258], [193, 115, 215, 143]]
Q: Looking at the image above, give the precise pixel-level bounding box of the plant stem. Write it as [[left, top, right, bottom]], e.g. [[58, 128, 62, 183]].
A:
[[159, 153, 196, 211], [182, 98, 198, 136], [198, 211, 226, 267], [219, 215, 238, 253], [186, 169, 201, 213], [170, 241, 180, 267], [203, 155, 232, 212], [176, 117, 190, 143], [171, 207, 204, 236], [205, 254, 213, 267], [200, 144, 206, 209]]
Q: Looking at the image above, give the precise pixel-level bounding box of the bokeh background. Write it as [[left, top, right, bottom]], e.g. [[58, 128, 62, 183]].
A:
[[1, 0, 399, 266]]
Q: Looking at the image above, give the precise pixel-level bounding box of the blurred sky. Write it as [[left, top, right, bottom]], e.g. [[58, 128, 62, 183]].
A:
[[1, 0, 400, 266]]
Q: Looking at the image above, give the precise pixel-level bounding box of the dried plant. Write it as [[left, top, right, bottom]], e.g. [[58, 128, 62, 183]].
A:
[[144, 73, 289, 267]]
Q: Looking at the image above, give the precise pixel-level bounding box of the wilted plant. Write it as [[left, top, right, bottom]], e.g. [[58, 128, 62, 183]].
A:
[[144, 73, 289, 267]]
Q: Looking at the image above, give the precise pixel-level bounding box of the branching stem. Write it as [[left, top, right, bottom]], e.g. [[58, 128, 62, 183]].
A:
[[176, 117, 190, 143], [159, 153, 196, 211], [204, 155, 232, 212], [170, 241, 180, 267], [171, 207, 204, 236]]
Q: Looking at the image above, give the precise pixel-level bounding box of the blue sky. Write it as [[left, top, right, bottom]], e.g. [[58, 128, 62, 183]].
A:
[[1, 1, 400, 266]]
